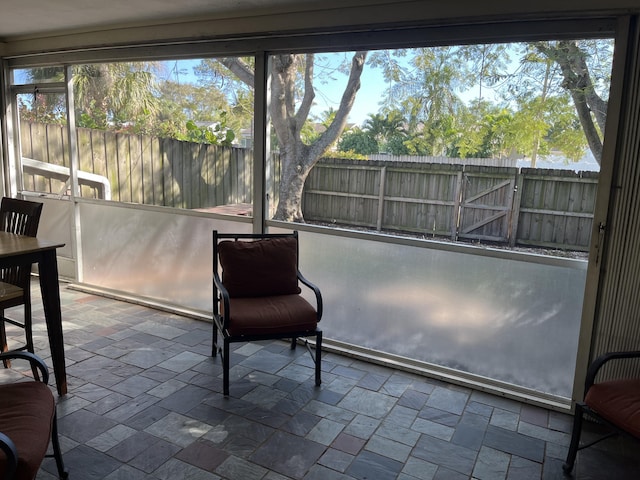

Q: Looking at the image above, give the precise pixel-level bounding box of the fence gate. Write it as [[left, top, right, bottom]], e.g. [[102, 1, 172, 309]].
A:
[[457, 168, 517, 243]]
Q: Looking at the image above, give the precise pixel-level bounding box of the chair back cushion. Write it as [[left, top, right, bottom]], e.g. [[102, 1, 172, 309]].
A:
[[219, 237, 301, 298], [585, 378, 640, 438]]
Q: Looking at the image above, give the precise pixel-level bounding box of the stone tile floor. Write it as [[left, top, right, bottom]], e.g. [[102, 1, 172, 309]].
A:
[[3, 282, 639, 479]]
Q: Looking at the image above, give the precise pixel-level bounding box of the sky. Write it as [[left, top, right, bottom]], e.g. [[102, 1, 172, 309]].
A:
[[308, 53, 388, 127]]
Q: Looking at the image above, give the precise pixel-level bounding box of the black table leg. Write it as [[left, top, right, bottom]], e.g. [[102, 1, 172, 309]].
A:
[[38, 250, 67, 395]]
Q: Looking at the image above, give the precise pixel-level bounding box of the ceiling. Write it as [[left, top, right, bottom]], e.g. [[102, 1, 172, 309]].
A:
[[0, 0, 334, 40], [6, 1, 638, 43]]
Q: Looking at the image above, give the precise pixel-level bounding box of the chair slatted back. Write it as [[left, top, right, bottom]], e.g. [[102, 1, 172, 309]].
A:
[[0, 198, 42, 237], [0, 198, 43, 285]]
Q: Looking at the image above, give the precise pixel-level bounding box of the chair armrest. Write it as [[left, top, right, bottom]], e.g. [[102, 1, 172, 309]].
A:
[[0, 352, 49, 384], [298, 271, 323, 321], [212, 269, 231, 329], [0, 432, 17, 480], [585, 350, 640, 395]]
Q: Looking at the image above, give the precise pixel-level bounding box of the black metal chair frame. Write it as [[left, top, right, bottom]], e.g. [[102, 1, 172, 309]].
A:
[[0, 197, 43, 362], [0, 351, 68, 479], [212, 230, 323, 396], [563, 350, 640, 474]]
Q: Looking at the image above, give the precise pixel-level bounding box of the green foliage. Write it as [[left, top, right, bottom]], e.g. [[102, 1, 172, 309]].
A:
[[72, 63, 161, 134], [455, 101, 517, 158], [361, 111, 407, 153], [363, 40, 611, 164], [326, 150, 369, 160], [16, 87, 67, 126], [19, 61, 246, 146], [193, 57, 255, 136], [177, 116, 235, 146], [77, 111, 103, 129], [544, 99, 587, 161], [338, 128, 379, 155], [386, 135, 411, 155]]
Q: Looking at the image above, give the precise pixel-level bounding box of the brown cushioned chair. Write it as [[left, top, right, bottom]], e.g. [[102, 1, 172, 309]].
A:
[[0, 198, 44, 362], [0, 351, 68, 479], [212, 230, 323, 396], [563, 350, 640, 474]]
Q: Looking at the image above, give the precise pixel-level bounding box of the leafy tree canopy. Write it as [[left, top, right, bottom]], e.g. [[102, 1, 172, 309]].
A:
[[338, 128, 378, 155]]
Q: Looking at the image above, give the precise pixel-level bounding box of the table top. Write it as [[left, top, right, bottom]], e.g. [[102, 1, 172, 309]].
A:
[[0, 232, 65, 257]]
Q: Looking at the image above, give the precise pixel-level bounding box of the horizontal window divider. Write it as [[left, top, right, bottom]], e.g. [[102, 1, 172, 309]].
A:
[[266, 220, 588, 268]]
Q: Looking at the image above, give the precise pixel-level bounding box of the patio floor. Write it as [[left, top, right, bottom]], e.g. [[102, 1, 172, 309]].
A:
[[5, 281, 639, 479]]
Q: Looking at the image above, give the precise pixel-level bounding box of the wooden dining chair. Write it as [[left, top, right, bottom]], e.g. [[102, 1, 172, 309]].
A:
[[0, 198, 43, 362], [212, 230, 323, 396]]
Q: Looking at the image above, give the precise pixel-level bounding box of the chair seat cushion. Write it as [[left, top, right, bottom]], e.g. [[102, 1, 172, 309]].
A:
[[0, 281, 24, 302], [226, 295, 318, 336], [585, 379, 640, 438], [0, 382, 55, 480]]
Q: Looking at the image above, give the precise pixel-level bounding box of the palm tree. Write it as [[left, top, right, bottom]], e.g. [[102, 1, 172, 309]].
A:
[[73, 62, 160, 132], [362, 111, 406, 152]]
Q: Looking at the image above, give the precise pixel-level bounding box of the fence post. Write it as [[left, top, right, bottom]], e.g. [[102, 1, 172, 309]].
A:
[[509, 171, 524, 246], [376, 166, 387, 231], [452, 169, 463, 240]]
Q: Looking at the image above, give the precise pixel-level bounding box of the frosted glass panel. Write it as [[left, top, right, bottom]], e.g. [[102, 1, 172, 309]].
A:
[[80, 202, 251, 311], [77, 203, 585, 397], [295, 230, 586, 397], [30, 197, 73, 258]]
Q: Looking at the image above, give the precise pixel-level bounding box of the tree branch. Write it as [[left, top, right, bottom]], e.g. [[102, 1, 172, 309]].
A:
[[296, 54, 316, 131], [307, 51, 368, 162], [220, 58, 255, 88], [538, 41, 605, 165], [270, 54, 297, 147]]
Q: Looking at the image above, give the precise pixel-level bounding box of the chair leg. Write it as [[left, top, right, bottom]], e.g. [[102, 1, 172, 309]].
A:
[[223, 339, 230, 396], [315, 330, 322, 387], [24, 300, 34, 354], [24, 301, 40, 380], [563, 403, 584, 474], [50, 412, 68, 479], [290, 337, 297, 350], [212, 323, 218, 357], [0, 311, 9, 369]]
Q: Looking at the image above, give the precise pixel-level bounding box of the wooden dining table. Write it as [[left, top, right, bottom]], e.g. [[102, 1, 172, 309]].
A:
[[0, 232, 67, 395]]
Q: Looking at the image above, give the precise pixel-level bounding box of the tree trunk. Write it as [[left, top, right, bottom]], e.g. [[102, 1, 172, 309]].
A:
[[274, 147, 310, 221], [271, 52, 368, 221], [537, 41, 607, 165], [219, 52, 368, 221]]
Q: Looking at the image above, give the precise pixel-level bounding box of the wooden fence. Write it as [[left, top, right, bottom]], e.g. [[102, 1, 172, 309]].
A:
[[368, 153, 518, 167], [303, 159, 598, 250], [20, 122, 598, 251], [20, 122, 256, 208]]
